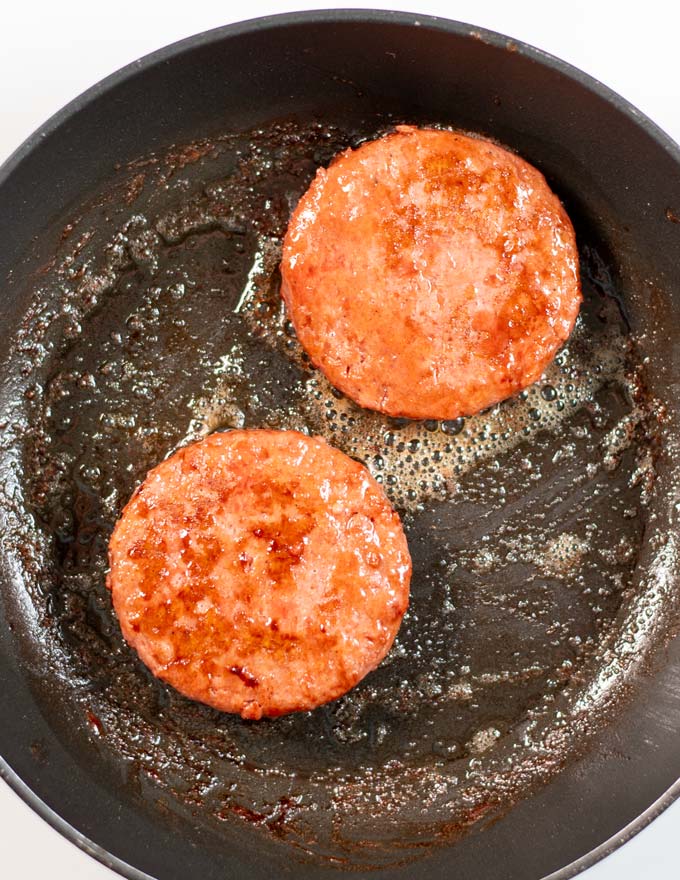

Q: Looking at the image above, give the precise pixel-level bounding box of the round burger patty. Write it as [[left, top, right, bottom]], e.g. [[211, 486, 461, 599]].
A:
[[107, 430, 411, 719], [281, 125, 582, 420]]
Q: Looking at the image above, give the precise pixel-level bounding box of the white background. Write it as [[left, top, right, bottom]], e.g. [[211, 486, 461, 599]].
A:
[[1, 1, 679, 877]]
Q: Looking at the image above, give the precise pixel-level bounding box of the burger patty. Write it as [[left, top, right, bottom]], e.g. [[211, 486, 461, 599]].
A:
[[281, 125, 582, 420], [107, 429, 411, 719]]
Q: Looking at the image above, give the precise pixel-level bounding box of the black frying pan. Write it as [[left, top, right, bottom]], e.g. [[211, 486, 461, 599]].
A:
[[2, 10, 680, 880]]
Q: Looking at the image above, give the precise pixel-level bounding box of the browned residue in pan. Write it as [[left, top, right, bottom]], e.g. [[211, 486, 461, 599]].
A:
[[0, 119, 668, 869]]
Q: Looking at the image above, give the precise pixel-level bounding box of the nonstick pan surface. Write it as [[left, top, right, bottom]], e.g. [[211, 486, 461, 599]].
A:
[[2, 10, 680, 880]]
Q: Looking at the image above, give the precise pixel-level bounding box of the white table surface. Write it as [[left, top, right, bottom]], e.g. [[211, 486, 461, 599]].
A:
[[2, 1, 679, 877]]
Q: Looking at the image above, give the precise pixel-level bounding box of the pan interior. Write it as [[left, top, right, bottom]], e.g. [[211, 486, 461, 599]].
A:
[[0, 117, 664, 867]]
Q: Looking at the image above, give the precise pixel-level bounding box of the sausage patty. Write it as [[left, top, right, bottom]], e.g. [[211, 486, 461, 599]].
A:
[[281, 126, 582, 420], [107, 430, 411, 719]]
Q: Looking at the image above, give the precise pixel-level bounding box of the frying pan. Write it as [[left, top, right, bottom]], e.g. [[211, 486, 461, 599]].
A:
[[2, 9, 680, 880]]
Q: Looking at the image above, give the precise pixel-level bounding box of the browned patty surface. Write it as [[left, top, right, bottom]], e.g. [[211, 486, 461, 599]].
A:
[[107, 430, 411, 719], [281, 125, 582, 419]]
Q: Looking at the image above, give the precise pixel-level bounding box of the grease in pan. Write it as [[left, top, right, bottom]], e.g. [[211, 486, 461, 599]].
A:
[[4, 102, 664, 869]]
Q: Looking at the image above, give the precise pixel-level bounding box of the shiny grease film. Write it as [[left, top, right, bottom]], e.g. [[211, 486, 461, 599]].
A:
[[1, 119, 661, 865]]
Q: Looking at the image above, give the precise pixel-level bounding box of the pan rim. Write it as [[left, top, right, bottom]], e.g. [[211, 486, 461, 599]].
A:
[[1, 8, 679, 880], [2, 8, 680, 191]]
